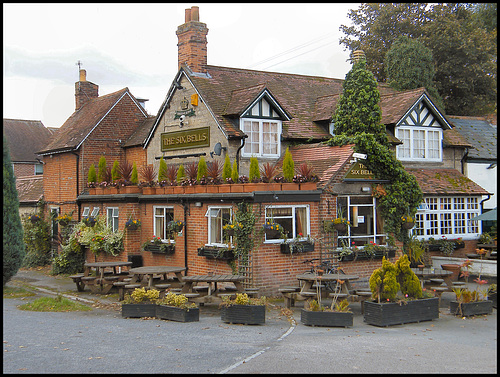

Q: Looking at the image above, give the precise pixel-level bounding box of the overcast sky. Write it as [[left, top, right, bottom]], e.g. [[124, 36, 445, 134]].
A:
[[3, 3, 359, 129]]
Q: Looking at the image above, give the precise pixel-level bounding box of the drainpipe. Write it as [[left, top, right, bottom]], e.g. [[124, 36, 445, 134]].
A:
[[182, 200, 189, 274], [236, 135, 248, 172], [460, 147, 469, 174], [70, 151, 80, 220]]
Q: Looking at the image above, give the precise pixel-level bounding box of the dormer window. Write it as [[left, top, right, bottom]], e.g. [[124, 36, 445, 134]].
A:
[[240, 95, 285, 158], [395, 101, 443, 162]]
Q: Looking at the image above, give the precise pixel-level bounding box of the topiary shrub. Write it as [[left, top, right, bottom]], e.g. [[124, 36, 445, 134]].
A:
[[97, 156, 107, 183], [111, 160, 120, 182], [158, 157, 168, 183], [282, 147, 294, 182], [176, 164, 186, 183], [131, 162, 139, 184], [222, 155, 232, 182], [197, 156, 208, 181], [369, 257, 400, 302], [231, 160, 239, 183], [249, 157, 260, 182], [395, 254, 422, 299], [88, 164, 97, 184]]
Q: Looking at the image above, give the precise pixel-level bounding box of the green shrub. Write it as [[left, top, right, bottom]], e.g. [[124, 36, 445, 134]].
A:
[[97, 156, 107, 182], [249, 157, 260, 182], [177, 164, 186, 183], [22, 213, 52, 268], [197, 156, 208, 181], [111, 160, 120, 182], [222, 155, 232, 181], [369, 257, 400, 302], [88, 164, 97, 183], [131, 162, 138, 184], [282, 147, 294, 182], [158, 157, 168, 183], [395, 254, 422, 299], [231, 161, 239, 182]]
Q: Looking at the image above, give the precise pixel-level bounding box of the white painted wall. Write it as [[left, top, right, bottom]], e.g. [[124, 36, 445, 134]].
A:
[[466, 162, 497, 209]]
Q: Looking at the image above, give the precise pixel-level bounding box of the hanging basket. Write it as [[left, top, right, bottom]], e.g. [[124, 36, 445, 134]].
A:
[[403, 221, 415, 229], [29, 215, 41, 224], [126, 223, 139, 231], [224, 228, 235, 237], [333, 223, 348, 233]]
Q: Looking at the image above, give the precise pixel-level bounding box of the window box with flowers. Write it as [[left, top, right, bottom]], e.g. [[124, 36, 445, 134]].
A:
[[125, 219, 141, 231], [143, 236, 175, 254], [280, 234, 315, 254], [197, 246, 234, 260]]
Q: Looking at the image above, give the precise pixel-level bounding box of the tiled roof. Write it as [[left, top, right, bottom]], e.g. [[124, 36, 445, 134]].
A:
[[278, 143, 354, 187], [3, 118, 53, 162], [448, 116, 497, 160], [38, 88, 130, 154], [406, 168, 490, 195], [123, 116, 157, 148], [15, 175, 44, 203]]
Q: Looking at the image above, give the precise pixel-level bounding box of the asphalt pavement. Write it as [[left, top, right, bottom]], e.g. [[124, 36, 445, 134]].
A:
[[3, 268, 497, 374]]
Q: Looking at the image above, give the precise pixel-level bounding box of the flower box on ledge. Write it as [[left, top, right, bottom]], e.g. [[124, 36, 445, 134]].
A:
[[197, 247, 234, 260], [144, 244, 175, 255], [280, 241, 315, 254]]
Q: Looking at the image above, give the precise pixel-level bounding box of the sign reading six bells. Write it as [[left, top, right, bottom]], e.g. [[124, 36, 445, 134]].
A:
[[161, 127, 210, 152]]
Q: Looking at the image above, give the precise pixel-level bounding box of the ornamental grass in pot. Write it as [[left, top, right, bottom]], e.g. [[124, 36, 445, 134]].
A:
[[364, 254, 439, 327], [156, 292, 199, 322], [219, 293, 267, 325], [121, 287, 159, 318]]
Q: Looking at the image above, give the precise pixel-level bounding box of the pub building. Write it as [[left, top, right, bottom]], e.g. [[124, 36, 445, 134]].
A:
[[38, 6, 490, 295]]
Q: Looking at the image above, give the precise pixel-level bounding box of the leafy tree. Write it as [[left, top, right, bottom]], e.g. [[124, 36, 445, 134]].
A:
[[131, 162, 138, 184], [332, 59, 387, 146], [231, 160, 239, 183], [158, 157, 168, 182], [197, 156, 208, 181], [384, 36, 444, 110], [97, 156, 107, 182], [176, 164, 186, 183], [87, 164, 97, 183], [282, 147, 294, 182], [111, 160, 120, 182], [222, 155, 232, 181], [3, 137, 25, 285], [339, 3, 496, 116], [249, 157, 260, 182]]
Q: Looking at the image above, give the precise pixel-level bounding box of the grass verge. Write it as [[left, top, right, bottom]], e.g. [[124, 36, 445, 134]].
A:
[[18, 294, 92, 312], [3, 286, 36, 299]]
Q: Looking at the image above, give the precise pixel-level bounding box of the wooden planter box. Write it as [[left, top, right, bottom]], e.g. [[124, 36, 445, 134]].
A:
[[280, 242, 314, 254], [450, 300, 493, 317], [488, 292, 497, 308], [221, 304, 266, 325], [156, 305, 200, 322], [121, 303, 157, 318], [363, 297, 439, 327], [197, 247, 234, 260], [144, 244, 175, 254], [300, 309, 353, 328]]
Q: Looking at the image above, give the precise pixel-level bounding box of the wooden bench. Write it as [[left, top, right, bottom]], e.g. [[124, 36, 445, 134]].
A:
[[154, 283, 172, 297], [279, 288, 299, 308], [69, 274, 85, 292], [113, 281, 130, 301], [81, 276, 98, 293]]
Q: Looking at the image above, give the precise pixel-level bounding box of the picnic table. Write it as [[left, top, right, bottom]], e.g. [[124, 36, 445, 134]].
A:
[[410, 267, 454, 290], [180, 274, 247, 304], [128, 266, 186, 289], [75, 261, 133, 294]]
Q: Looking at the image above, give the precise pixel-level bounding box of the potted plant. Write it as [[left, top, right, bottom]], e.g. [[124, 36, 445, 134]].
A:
[[167, 220, 184, 233], [450, 278, 493, 317], [364, 254, 439, 327], [223, 222, 242, 238], [263, 220, 285, 239], [401, 215, 415, 229], [82, 216, 96, 227], [156, 292, 199, 322], [121, 287, 159, 318], [125, 218, 141, 231], [220, 293, 267, 325], [301, 276, 353, 328]]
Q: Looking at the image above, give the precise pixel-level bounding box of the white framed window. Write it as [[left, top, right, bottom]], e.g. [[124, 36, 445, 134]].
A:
[[82, 207, 90, 217], [264, 205, 310, 243], [413, 196, 481, 239], [106, 207, 119, 232], [337, 196, 386, 247], [91, 207, 100, 217], [34, 163, 43, 175], [154, 206, 175, 242], [241, 118, 281, 158], [205, 206, 232, 246], [395, 126, 442, 161]]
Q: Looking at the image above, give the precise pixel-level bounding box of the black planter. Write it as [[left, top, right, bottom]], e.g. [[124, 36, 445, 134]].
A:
[[197, 247, 234, 260], [156, 305, 199, 322], [488, 292, 497, 308], [145, 244, 175, 254], [264, 229, 281, 238], [221, 305, 266, 325], [363, 297, 439, 327], [121, 303, 157, 318], [300, 309, 353, 328], [280, 242, 314, 254], [339, 253, 355, 261], [450, 300, 493, 317]]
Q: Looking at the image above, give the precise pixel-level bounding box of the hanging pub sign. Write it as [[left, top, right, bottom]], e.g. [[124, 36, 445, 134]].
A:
[[344, 161, 375, 180], [161, 127, 210, 152]]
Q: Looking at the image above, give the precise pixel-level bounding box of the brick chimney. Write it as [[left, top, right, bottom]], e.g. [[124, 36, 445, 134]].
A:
[[176, 6, 208, 73], [75, 69, 99, 111]]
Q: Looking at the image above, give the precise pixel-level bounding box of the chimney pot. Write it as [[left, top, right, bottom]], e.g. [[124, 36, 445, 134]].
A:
[[185, 8, 191, 23], [191, 6, 199, 21], [79, 69, 86, 82]]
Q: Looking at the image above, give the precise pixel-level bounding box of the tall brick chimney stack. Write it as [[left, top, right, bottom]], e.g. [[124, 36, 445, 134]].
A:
[[75, 69, 99, 111], [176, 6, 208, 73]]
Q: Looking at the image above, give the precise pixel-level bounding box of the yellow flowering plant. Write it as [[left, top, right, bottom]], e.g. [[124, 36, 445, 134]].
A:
[[401, 215, 414, 223]]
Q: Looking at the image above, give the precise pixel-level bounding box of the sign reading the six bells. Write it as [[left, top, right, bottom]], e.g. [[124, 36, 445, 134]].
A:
[[161, 127, 210, 152]]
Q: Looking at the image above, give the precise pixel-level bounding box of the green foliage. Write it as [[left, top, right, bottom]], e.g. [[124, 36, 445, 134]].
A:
[[111, 160, 120, 182], [97, 156, 107, 182], [18, 295, 92, 312], [395, 254, 422, 299], [52, 227, 85, 275], [158, 157, 168, 182], [3, 138, 26, 286], [22, 212, 52, 268], [384, 35, 444, 110], [233, 202, 256, 265], [282, 147, 295, 182], [131, 162, 138, 184], [222, 155, 232, 181], [87, 164, 97, 183], [369, 257, 400, 302], [339, 3, 496, 115], [332, 59, 387, 146], [249, 157, 260, 182], [197, 156, 208, 181], [231, 160, 239, 183], [176, 164, 186, 183]]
